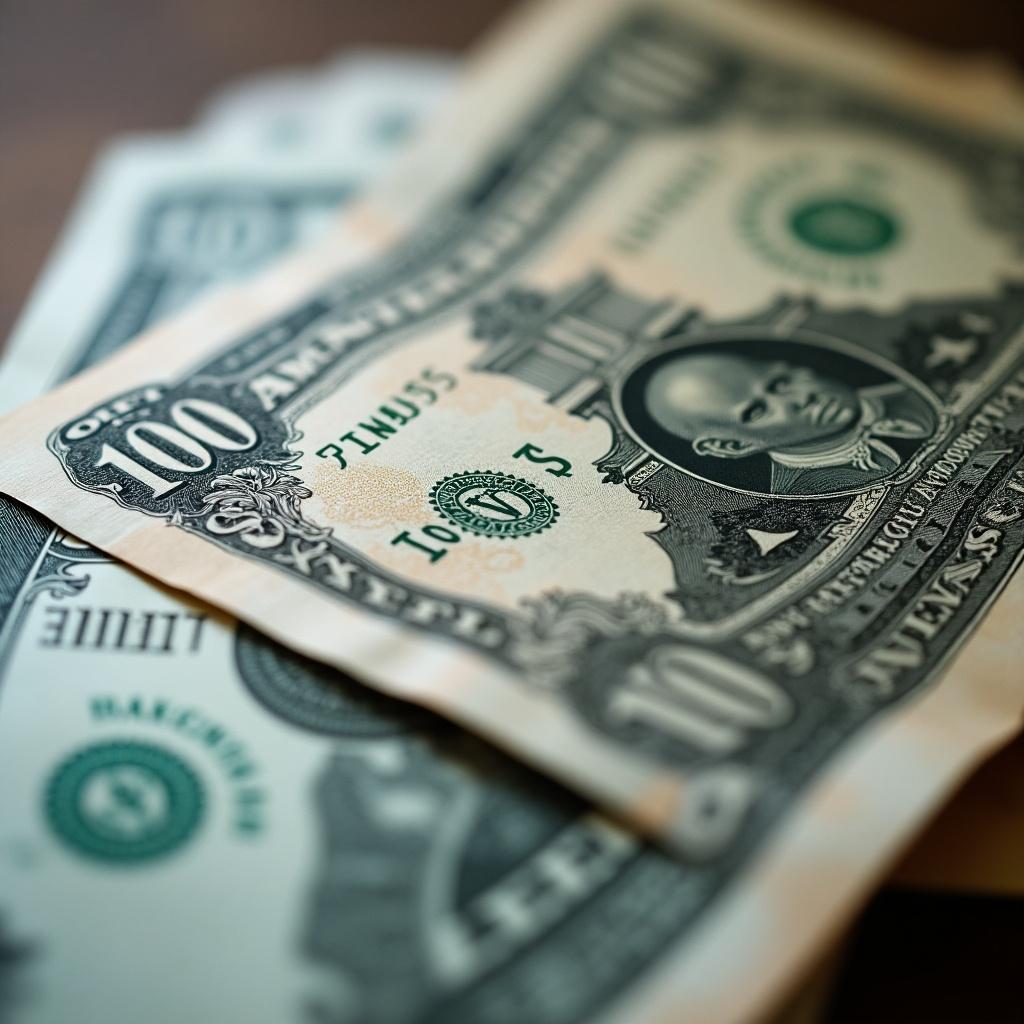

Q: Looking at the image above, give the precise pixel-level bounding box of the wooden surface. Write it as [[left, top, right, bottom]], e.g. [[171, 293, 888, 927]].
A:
[[1, 0, 1022, 1020]]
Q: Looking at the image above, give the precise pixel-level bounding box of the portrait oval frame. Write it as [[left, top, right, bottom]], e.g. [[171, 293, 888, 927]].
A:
[[611, 326, 944, 500]]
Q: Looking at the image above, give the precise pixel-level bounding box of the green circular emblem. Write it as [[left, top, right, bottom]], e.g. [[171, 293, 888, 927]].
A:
[[737, 158, 906, 288], [45, 741, 204, 864], [788, 196, 898, 256], [430, 471, 558, 538]]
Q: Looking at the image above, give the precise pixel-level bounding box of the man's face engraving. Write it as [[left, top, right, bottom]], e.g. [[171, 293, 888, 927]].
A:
[[645, 353, 860, 459]]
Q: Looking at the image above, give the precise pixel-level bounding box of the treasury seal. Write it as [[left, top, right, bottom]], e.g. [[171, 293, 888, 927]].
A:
[[737, 155, 904, 288], [45, 740, 204, 864], [430, 470, 558, 538]]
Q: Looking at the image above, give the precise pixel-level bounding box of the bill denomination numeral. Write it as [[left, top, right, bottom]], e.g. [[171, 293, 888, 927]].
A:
[[93, 399, 257, 497], [610, 645, 791, 754], [391, 524, 461, 562]]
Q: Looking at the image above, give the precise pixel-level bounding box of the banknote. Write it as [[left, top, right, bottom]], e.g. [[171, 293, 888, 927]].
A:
[[0, 57, 454, 406], [0, 52, 837, 1024], [1, 0, 1023, 1018]]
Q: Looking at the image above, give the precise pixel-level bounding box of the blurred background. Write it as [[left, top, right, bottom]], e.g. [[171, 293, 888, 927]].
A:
[[1, 1, 1022, 1020], [2, 0, 1023, 342]]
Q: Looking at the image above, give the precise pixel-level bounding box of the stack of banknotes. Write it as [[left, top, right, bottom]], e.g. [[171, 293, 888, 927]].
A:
[[0, 0, 1022, 1021]]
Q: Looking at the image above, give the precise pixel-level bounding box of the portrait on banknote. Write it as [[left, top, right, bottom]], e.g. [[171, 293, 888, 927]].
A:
[[617, 334, 939, 496]]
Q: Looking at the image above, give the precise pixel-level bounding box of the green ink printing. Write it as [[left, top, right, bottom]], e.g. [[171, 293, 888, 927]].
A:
[[430, 471, 559, 539], [45, 740, 204, 864]]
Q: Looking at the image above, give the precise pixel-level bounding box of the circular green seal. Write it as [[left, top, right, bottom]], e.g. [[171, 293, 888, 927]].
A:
[[737, 157, 905, 288], [430, 471, 558, 539], [788, 196, 898, 256], [45, 741, 204, 864]]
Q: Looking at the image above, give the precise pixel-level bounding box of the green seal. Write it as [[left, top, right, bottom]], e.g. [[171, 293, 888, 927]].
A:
[[737, 157, 904, 288], [430, 471, 558, 538], [788, 196, 898, 256], [45, 741, 204, 864]]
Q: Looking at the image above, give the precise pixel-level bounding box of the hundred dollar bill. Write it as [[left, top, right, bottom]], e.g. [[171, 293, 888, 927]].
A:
[[0, 56, 834, 1024], [1, 0, 1023, 1015]]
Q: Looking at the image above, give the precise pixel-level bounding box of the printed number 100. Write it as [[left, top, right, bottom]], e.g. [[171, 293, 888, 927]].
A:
[[94, 399, 257, 497]]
